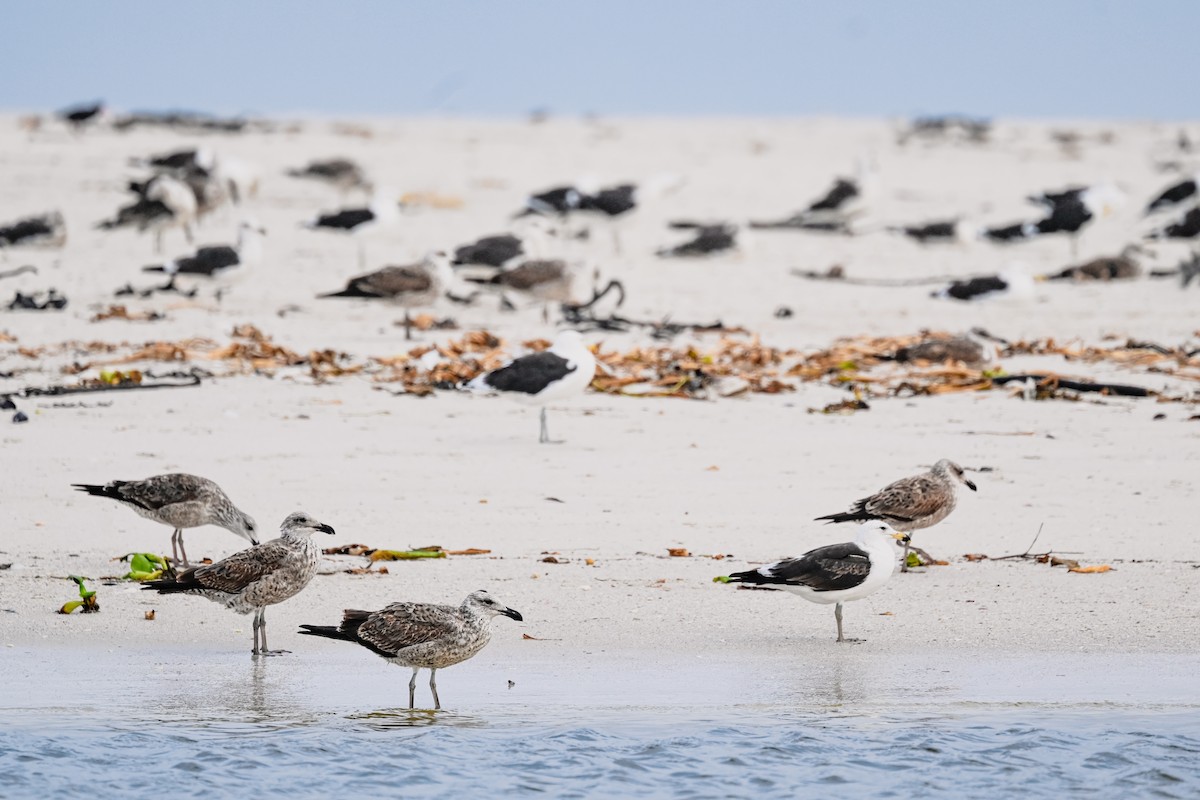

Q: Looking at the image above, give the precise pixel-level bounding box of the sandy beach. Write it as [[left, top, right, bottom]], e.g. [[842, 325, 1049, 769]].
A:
[[1, 114, 1198, 678]]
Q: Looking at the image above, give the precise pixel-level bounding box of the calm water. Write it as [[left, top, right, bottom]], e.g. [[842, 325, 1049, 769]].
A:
[[1, 648, 1197, 798]]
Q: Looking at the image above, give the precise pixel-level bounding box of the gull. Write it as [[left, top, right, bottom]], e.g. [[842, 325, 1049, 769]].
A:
[[303, 191, 401, 266], [0, 211, 66, 254], [142, 220, 266, 289], [465, 330, 597, 443], [72, 473, 258, 567], [97, 174, 198, 253], [815, 459, 977, 570], [656, 224, 738, 258], [716, 522, 908, 642], [144, 511, 335, 656], [1145, 171, 1200, 216], [287, 158, 371, 196], [299, 589, 523, 709], [318, 251, 454, 339]]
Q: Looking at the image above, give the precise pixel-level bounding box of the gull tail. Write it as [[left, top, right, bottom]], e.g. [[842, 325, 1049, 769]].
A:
[[71, 483, 120, 500], [714, 567, 775, 586], [297, 624, 353, 641], [814, 509, 875, 524]]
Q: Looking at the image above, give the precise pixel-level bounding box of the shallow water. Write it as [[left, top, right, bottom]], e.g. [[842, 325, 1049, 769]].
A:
[[1, 648, 1197, 798]]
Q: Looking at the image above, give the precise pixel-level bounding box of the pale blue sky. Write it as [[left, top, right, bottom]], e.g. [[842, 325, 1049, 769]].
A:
[[3, 1, 1195, 119]]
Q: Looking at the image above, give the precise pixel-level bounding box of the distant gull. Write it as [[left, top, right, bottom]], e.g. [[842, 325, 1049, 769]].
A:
[[815, 459, 977, 570], [515, 185, 582, 218], [1146, 206, 1200, 240], [0, 211, 66, 250], [1030, 184, 1126, 258], [97, 173, 198, 253], [463, 258, 575, 318], [453, 233, 524, 267], [932, 269, 1035, 301], [130, 147, 215, 173], [656, 223, 738, 258], [57, 100, 105, 131], [1145, 173, 1200, 216], [72, 473, 258, 567], [887, 218, 966, 244], [304, 193, 400, 266], [1044, 244, 1144, 282], [716, 522, 908, 642], [145, 511, 335, 656], [142, 220, 265, 281], [287, 158, 371, 196], [299, 589, 523, 709], [466, 330, 597, 443], [577, 184, 638, 253], [318, 251, 454, 339]]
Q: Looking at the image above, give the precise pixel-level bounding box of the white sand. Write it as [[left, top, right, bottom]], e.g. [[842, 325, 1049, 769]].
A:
[[1, 115, 1197, 673]]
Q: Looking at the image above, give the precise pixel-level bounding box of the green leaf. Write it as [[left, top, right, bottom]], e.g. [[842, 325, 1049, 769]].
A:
[[58, 600, 83, 614], [905, 552, 922, 568], [712, 575, 732, 583]]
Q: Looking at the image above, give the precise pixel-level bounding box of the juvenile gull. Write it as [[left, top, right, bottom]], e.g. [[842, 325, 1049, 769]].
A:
[[287, 158, 371, 195], [465, 330, 597, 443], [97, 173, 198, 253], [299, 589, 523, 709], [656, 224, 738, 258], [72, 473, 258, 567], [145, 511, 335, 656], [318, 251, 454, 339], [815, 459, 977, 569], [717, 522, 908, 642]]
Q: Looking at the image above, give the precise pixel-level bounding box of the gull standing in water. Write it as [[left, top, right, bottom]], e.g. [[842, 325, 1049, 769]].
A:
[[72, 473, 258, 567], [815, 459, 977, 569], [144, 512, 335, 656], [299, 590, 523, 709], [465, 330, 596, 443], [716, 522, 908, 642]]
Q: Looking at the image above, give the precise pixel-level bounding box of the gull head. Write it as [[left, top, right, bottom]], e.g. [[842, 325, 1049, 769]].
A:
[[934, 459, 978, 491], [232, 510, 260, 545], [280, 511, 336, 537], [855, 520, 908, 546], [466, 589, 523, 622]]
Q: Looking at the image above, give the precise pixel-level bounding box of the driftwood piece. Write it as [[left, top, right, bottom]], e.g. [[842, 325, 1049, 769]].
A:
[[990, 373, 1152, 397], [22, 375, 201, 397]]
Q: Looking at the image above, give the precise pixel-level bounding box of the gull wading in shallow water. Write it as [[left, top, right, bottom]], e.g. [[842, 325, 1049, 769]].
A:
[[72, 473, 258, 567], [144, 512, 335, 656], [299, 590, 523, 710], [815, 458, 977, 570], [717, 522, 909, 642], [464, 330, 597, 444]]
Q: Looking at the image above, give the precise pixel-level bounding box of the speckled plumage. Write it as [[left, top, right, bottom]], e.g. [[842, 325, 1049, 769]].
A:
[[145, 511, 336, 655], [815, 459, 978, 569], [299, 590, 523, 709], [72, 473, 257, 566]]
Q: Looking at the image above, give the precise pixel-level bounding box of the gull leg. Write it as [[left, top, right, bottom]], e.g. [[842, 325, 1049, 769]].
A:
[[170, 529, 181, 569], [357, 240, 366, 270], [429, 669, 440, 710], [409, 669, 418, 709], [258, 609, 289, 656], [177, 530, 190, 569], [539, 407, 548, 444], [835, 602, 864, 643], [900, 536, 911, 573], [404, 310, 413, 341], [251, 609, 261, 656], [155, 229, 164, 254]]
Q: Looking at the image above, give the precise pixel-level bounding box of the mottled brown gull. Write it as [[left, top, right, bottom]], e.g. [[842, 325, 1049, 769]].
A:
[[299, 590, 523, 709], [144, 511, 335, 656], [72, 473, 258, 567], [815, 459, 977, 569], [717, 522, 909, 642]]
